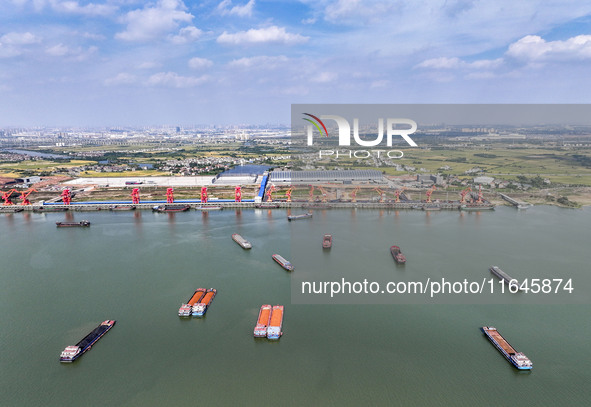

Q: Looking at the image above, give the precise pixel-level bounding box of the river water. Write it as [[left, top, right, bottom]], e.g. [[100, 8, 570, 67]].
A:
[[0, 206, 589, 406]]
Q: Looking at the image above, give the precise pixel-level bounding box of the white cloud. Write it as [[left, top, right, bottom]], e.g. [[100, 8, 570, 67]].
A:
[[188, 57, 213, 69], [116, 0, 193, 42], [45, 43, 70, 56], [45, 43, 97, 60], [228, 55, 288, 68], [147, 72, 209, 87], [310, 71, 338, 83], [323, 0, 400, 24], [49, 0, 117, 16], [217, 26, 308, 45], [416, 57, 503, 70], [507, 34, 591, 61], [104, 72, 137, 86], [217, 0, 255, 17], [0, 32, 41, 45], [169, 26, 202, 44]]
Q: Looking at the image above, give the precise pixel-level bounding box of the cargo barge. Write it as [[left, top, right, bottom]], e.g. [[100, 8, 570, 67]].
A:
[[322, 234, 332, 249], [390, 245, 406, 264], [254, 304, 272, 337], [232, 233, 252, 249], [481, 326, 532, 370], [178, 288, 206, 316], [59, 320, 116, 362], [287, 212, 312, 221], [192, 288, 217, 316], [489, 266, 521, 291], [109, 205, 135, 211], [267, 305, 284, 339], [56, 220, 90, 227], [272, 254, 294, 271], [461, 204, 494, 211], [197, 205, 223, 211], [152, 204, 190, 212]]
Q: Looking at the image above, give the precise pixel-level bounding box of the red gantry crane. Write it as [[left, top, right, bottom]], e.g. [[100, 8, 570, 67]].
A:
[[285, 186, 293, 202], [19, 188, 37, 205], [61, 188, 72, 205], [350, 186, 360, 202], [308, 185, 315, 202], [200, 187, 208, 203], [476, 185, 483, 204], [166, 187, 174, 203], [425, 185, 436, 203], [394, 187, 406, 203], [131, 188, 140, 204], [317, 186, 328, 203], [265, 184, 276, 202], [459, 187, 472, 204], [373, 188, 386, 203], [2, 189, 18, 205], [235, 186, 242, 202]]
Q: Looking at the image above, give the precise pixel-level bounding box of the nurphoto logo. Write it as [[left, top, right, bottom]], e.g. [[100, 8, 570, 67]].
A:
[[302, 113, 418, 159]]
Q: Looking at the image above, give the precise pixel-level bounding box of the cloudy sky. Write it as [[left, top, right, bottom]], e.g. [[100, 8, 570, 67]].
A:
[[1, 0, 591, 126]]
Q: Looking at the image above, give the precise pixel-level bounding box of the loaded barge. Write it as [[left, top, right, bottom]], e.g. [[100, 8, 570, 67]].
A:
[[322, 234, 332, 249], [489, 266, 521, 291], [267, 305, 284, 339], [287, 212, 312, 221], [192, 288, 217, 316], [481, 326, 532, 370], [272, 254, 294, 271], [59, 320, 116, 362], [178, 288, 206, 317], [390, 245, 406, 264], [254, 304, 272, 337], [56, 220, 90, 227], [232, 233, 252, 249], [152, 204, 190, 212]]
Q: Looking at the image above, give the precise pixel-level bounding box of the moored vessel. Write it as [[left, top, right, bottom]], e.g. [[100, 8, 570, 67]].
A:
[[178, 288, 207, 316], [390, 245, 406, 264], [461, 204, 495, 211], [287, 212, 312, 221], [489, 266, 521, 291], [56, 220, 90, 227], [481, 326, 532, 370], [272, 254, 294, 271], [197, 205, 223, 211], [192, 288, 217, 316], [254, 304, 272, 337], [267, 305, 284, 339], [152, 204, 190, 212], [59, 320, 116, 362], [232, 233, 252, 249], [109, 205, 135, 211], [322, 234, 332, 249]]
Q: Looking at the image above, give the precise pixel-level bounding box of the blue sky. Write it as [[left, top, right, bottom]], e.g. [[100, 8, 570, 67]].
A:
[[1, 0, 591, 126]]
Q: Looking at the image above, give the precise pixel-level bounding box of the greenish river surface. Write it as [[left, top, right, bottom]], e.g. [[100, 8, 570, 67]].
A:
[[1, 206, 589, 406]]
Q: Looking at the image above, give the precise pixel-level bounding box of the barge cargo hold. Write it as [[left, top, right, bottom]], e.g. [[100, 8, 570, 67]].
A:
[[287, 212, 312, 221], [272, 254, 294, 271], [390, 245, 406, 264], [109, 205, 135, 211], [59, 320, 116, 362], [152, 204, 190, 212], [322, 234, 332, 249], [489, 266, 521, 291], [178, 288, 207, 316], [56, 221, 90, 227], [267, 305, 284, 339], [197, 205, 223, 211], [481, 326, 532, 370], [254, 304, 272, 337], [192, 288, 217, 316], [461, 204, 494, 211], [232, 233, 252, 249]]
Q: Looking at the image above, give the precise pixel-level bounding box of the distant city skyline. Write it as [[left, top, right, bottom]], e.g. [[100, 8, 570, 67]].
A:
[[1, 0, 591, 126]]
